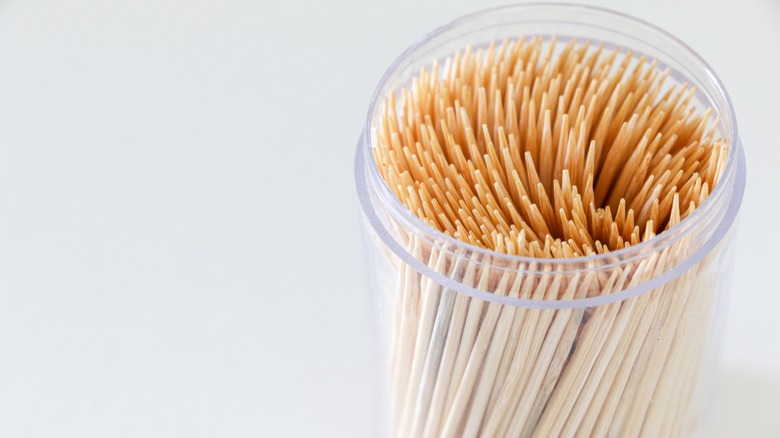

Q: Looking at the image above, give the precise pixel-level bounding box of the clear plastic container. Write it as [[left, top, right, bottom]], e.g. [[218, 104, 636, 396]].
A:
[[355, 4, 745, 437]]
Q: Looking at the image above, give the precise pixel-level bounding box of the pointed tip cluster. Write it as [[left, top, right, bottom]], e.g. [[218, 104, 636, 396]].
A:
[[373, 37, 727, 258]]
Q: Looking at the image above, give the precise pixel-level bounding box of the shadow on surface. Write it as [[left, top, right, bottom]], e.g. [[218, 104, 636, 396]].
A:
[[704, 367, 780, 438]]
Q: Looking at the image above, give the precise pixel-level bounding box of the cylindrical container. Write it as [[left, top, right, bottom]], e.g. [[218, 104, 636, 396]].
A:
[[355, 4, 745, 437]]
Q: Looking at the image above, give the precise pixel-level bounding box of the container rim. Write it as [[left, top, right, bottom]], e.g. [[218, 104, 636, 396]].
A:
[[356, 3, 746, 309]]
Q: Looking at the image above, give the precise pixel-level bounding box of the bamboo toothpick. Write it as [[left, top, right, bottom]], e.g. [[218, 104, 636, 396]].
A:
[[371, 36, 729, 437]]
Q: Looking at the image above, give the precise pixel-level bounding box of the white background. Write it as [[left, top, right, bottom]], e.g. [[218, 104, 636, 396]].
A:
[[0, 0, 777, 436]]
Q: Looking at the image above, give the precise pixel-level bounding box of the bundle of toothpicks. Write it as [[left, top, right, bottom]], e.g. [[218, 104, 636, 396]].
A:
[[371, 37, 729, 437]]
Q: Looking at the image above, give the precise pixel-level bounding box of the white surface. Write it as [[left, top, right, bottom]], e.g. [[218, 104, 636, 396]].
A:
[[0, 0, 777, 436]]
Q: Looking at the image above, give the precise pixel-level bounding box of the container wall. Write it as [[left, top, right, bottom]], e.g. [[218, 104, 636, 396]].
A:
[[361, 206, 738, 437]]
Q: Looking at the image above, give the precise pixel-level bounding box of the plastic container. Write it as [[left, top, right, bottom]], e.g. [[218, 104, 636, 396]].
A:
[[355, 4, 745, 437]]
